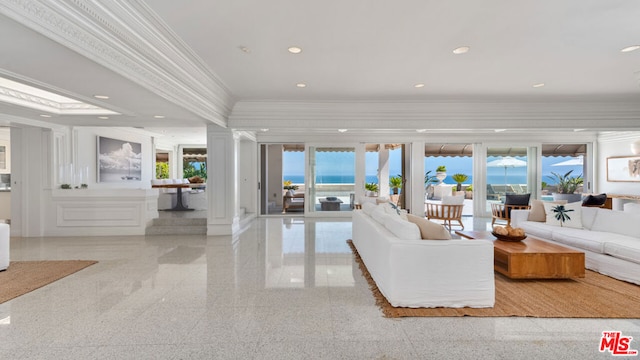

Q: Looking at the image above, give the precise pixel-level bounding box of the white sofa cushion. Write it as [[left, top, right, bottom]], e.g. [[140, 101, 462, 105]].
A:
[[550, 228, 608, 254], [371, 206, 391, 224], [361, 202, 376, 215], [623, 202, 640, 214], [442, 195, 465, 205], [591, 209, 640, 238], [543, 202, 583, 229], [603, 238, 640, 265], [406, 214, 451, 240], [383, 215, 421, 240], [518, 220, 555, 240]]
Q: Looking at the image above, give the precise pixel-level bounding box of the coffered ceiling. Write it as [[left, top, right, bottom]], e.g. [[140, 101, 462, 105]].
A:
[[0, 0, 639, 139]]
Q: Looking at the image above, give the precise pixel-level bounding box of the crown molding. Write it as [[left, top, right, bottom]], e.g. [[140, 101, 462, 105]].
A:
[[0, 0, 234, 126], [229, 99, 640, 132]]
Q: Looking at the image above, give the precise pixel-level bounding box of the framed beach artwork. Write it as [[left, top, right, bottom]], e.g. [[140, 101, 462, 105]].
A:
[[607, 156, 640, 182], [97, 136, 142, 182]]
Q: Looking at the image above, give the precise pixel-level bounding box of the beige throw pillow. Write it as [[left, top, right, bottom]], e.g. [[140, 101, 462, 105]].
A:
[[528, 199, 567, 222], [407, 214, 452, 240]]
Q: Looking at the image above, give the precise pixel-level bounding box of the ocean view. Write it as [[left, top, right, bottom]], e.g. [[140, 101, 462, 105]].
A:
[[283, 153, 583, 187]]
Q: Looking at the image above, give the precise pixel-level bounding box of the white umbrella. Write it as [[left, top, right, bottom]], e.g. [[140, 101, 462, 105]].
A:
[[551, 155, 583, 167], [487, 156, 527, 194]]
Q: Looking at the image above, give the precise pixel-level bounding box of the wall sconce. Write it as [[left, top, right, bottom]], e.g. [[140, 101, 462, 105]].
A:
[[632, 140, 640, 155]]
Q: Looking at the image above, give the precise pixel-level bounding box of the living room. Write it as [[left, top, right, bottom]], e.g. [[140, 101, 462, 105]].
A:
[[1, 1, 640, 358]]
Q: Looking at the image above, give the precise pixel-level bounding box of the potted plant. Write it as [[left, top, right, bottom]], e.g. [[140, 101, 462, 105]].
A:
[[435, 165, 447, 184], [464, 184, 473, 199], [541, 181, 548, 195], [424, 170, 438, 200], [451, 173, 468, 192], [389, 175, 402, 195], [283, 180, 299, 191], [365, 182, 379, 197], [547, 170, 584, 203]]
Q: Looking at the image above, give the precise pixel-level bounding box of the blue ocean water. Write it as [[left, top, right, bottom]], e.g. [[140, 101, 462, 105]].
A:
[[284, 175, 529, 185]]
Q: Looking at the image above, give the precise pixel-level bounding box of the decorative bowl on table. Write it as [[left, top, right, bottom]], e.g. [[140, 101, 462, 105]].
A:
[[491, 231, 527, 242], [492, 226, 527, 242]]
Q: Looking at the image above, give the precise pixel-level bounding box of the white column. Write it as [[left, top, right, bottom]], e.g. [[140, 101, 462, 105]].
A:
[[207, 125, 239, 235], [409, 141, 425, 216], [378, 145, 390, 198]]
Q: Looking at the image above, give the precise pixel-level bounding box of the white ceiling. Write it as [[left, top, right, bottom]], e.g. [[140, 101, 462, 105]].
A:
[[0, 0, 639, 142]]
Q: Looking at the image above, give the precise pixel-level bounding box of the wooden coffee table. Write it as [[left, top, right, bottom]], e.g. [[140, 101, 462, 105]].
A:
[[455, 230, 585, 279]]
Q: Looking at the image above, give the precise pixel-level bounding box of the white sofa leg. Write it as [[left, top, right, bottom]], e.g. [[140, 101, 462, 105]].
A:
[[0, 223, 9, 271]]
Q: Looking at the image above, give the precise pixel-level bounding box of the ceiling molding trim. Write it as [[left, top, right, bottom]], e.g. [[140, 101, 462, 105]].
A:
[[597, 131, 640, 143], [229, 101, 640, 131], [0, 0, 234, 127]]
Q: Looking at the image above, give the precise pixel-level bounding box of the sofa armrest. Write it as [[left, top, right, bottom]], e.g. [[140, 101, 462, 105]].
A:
[[510, 209, 530, 228]]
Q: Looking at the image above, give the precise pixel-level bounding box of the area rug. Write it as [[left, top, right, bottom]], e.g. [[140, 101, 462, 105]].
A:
[[346, 240, 640, 318], [0, 260, 97, 304]]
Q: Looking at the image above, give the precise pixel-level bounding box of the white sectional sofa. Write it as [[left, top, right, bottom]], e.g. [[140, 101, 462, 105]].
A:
[[0, 223, 9, 271], [512, 202, 640, 285], [352, 202, 495, 308]]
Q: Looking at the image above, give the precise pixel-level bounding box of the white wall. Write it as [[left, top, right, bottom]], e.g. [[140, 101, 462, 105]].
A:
[[597, 132, 640, 198], [239, 139, 257, 215]]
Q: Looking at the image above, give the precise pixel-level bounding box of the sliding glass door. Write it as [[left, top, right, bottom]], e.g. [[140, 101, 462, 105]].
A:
[[308, 146, 355, 214]]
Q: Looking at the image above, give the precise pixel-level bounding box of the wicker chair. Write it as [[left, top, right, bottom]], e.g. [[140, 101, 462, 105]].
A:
[[426, 203, 464, 230], [491, 203, 531, 226]]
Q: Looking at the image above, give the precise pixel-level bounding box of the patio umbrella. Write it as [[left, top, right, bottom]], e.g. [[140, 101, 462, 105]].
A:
[[487, 156, 527, 195], [551, 155, 583, 167]]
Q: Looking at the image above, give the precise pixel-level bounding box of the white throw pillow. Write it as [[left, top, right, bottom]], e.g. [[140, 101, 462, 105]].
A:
[[361, 202, 376, 215], [528, 200, 567, 222], [383, 215, 421, 240], [442, 195, 465, 205], [543, 202, 583, 229]]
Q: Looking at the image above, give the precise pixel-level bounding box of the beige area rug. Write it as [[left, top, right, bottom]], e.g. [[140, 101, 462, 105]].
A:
[[0, 260, 97, 304], [346, 240, 640, 318]]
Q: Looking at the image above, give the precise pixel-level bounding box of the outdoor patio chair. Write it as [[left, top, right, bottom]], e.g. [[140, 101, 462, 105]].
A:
[[491, 193, 531, 226], [426, 195, 465, 230], [283, 192, 305, 213]]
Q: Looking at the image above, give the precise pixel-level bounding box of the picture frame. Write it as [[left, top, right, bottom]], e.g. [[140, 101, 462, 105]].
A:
[[97, 136, 142, 182], [606, 156, 640, 182]]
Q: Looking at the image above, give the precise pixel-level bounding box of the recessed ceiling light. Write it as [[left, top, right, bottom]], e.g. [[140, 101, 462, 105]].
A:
[[414, 83, 425, 88], [494, 129, 507, 133], [39, 114, 51, 118], [153, 115, 165, 119], [573, 129, 585, 132], [296, 83, 307, 88], [532, 83, 545, 88], [260, 128, 269, 132], [621, 45, 640, 53], [416, 129, 427, 133], [452, 46, 470, 54], [338, 129, 348, 133], [239, 46, 251, 53], [288, 46, 302, 54], [98, 116, 109, 120], [93, 95, 109, 99]]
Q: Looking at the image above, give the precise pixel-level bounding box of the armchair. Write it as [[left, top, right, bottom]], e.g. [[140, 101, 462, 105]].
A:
[[491, 193, 531, 226], [283, 192, 305, 213], [426, 203, 464, 230], [426, 195, 465, 230]]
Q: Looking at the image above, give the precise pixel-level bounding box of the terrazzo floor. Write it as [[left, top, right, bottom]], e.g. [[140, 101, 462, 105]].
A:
[[1, 216, 638, 359]]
